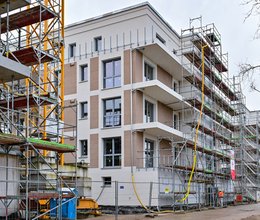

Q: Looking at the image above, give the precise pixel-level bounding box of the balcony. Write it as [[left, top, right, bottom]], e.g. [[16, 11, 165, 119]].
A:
[[133, 80, 189, 110], [132, 121, 183, 140], [137, 42, 188, 81]]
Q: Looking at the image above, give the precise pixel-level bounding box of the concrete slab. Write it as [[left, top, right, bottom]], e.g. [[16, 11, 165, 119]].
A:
[[0, 55, 30, 82]]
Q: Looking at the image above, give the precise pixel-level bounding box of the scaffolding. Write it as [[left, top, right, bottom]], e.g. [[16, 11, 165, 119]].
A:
[[155, 20, 242, 208], [0, 0, 77, 219]]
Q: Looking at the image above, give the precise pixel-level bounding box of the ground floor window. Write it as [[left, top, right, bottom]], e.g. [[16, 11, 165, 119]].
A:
[[145, 139, 154, 168]]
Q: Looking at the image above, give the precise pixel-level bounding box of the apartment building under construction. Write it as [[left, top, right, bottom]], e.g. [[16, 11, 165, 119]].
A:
[[0, 0, 80, 218], [64, 2, 260, 209]]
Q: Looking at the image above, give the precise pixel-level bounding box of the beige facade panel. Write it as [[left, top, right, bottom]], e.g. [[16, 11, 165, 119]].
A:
[[134, 131, 144, 168], [124, 130, 132, 167], [64, 99, 77, 131], [124, 49, 131, 85], [90, 95, 99, 129], [159, 139, 171, 164], [90, 57, 99, 91], [64, 63, 77, 95], [133, 90, 143, 124], [132, 49, 143, 83], [90, 134, 99, 168], [124, 90, 131, 125], [157, 66, 172, 89], [64, 138, 77, 164], [158, 101, 173, 126]]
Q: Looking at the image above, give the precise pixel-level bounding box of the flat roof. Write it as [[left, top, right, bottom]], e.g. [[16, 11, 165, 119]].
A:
[[65, 2, 180, 38]]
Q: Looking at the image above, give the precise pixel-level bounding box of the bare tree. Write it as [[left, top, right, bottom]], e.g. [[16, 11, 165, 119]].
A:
[[239, 0, 260, 92], [242, 0, 260, 38]]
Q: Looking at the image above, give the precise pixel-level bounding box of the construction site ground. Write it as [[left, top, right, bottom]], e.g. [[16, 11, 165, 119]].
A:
[[86, 203, 260, 220]]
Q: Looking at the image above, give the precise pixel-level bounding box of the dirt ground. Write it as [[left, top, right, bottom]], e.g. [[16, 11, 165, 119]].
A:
[[85, 203, 260, 220]]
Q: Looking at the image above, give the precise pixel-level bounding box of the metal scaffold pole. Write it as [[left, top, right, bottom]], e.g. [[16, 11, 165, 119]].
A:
[[0, 0, 77, 219]]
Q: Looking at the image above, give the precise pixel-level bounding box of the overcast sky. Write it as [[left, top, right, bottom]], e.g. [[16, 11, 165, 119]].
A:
[[65, 0, 260, 111]]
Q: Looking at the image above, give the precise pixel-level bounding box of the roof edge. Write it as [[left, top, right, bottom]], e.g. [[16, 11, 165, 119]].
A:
[[65, 2, 180, 38]]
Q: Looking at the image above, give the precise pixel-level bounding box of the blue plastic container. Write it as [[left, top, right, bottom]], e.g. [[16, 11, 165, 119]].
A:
[[50, 197, 76, 219]]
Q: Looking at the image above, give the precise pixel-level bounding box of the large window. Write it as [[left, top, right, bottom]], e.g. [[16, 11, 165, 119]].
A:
[[144, 100, 154, 122], [94, 36, 102, 52], [104, 97, 121, 127], [80, 140, 88, 156], [80, 65, 88, 81], [103, 59, 121, 88], [80, 102, 88, 119], [103, 137, 121, 167], [69, 43, 76, 58], [145, 139, 154, 168], [144, 63, 154, 81]]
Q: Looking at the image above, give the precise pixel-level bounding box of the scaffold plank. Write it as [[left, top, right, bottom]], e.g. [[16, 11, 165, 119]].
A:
[[0, 93, 56, 109], [0, 133, 26, 145], [10, 47, 54, 66], [27, 138, 75, 153], [0, 0, 30, 15], [1, 5, 56, 33]]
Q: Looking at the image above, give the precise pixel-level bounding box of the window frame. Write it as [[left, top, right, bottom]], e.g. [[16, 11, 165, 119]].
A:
[[80, 140, 88, 157], [103, 97, 121, 128], [103, 58, 121, 89], [144, 62, 154, 81], [69, 43, 76, 58], [144, 139, 155, 168], [144, 100, 154, 123], [80, 64, 88, 82], [103, 137, 121, 168], [94, 36, 102, 52], [102, 176, 112, 187], [80, 101, 88, 119], [156, 33, 166, 45]]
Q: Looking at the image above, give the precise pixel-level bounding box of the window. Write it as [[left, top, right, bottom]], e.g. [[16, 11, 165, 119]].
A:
[[144, 63, 154, 81], [94, 36, 102, 51], [19, 118, 24, 132], [54, 70, 60, 87], [103, 59, 121, 88], [69, 43, 76, 58], [156, 33, 166, 45], [102, 177, 112, 187], [103, 137, 121, 167], [145, 139, 154, 168], [173, 114, 178, 129], [173, 81, 177, 92], [80, 65, 88, 81], [104, 97, 121, 127], [145, 100, 154, 122], [80, 102, 88, 118], [80, 140, 88, 156]]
